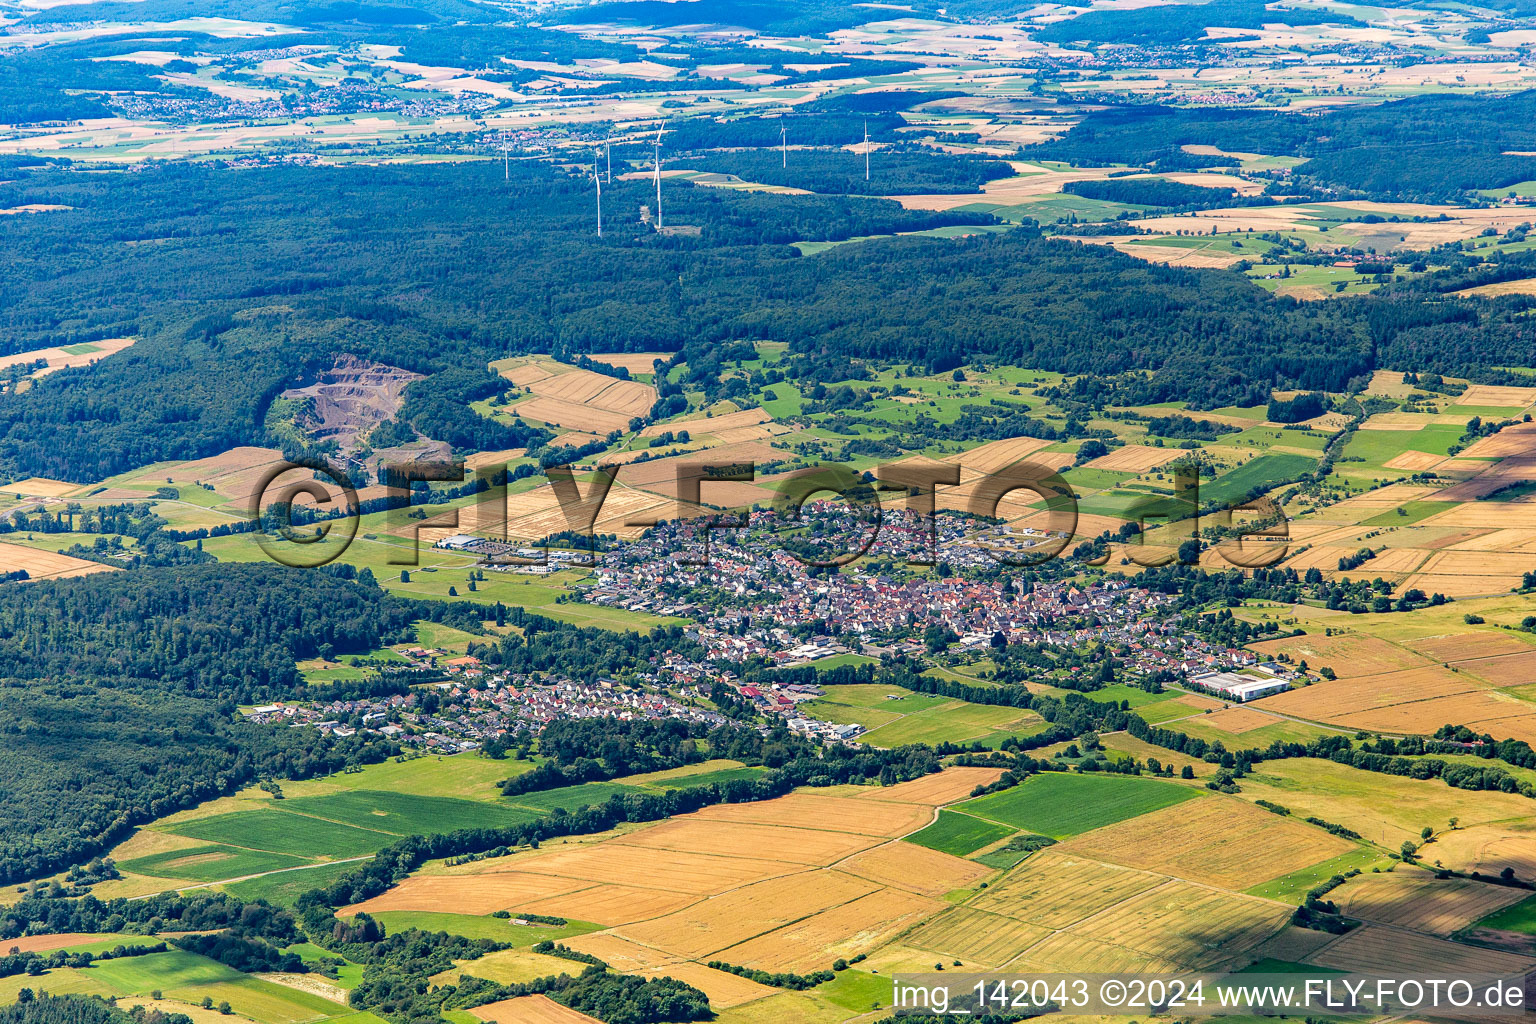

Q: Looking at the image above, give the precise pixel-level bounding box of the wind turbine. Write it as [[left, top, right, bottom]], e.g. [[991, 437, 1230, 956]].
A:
[[863, 121, 870, 182], [653, 120, 667, 231], [780, 114, 786, 169], [605, 138, 612, 184], [503, 144, 509, 181], [593, 150, 603, 238]]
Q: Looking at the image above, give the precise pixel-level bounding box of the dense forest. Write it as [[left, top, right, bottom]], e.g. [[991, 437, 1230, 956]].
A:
[[4, 157, 1534, 483], [679, 148, 1014, 196], [1037, 90, 1536, 200], [1064, 177, 1236, 208], [1035, 0, 1363, 46], [0, 563, 492, 884]]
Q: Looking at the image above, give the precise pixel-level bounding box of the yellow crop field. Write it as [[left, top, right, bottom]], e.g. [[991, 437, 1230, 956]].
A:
[[692, 793, 934, 837], [520, 883, 698, 926], [341, 871, 595, 916], [905, 906, 1053, 967], [480, 843, 796, 894], [1070, 880, 1291, 969], [1407, 631, 1535, 661], [854, 767, 1004, 805], [951, 436, 1059, 479], [468, 994, 601, 1024], [713, 887, 942, 971], [636, 964, 775, 1008], [1452, 649, 1536, 685], [512, 396, 631, 434], [616, 870, 877, 960], [0, 542, 116, 580], [640, 407, 769, 438], [1310, 925, 1536, 975], [1084, 444, 1179, 473], [613, 818, 882, 865], [1018, 932, 1188, 973], [1060, 797, 1353, 890], [560, 933, 679, 972], [838, 841, 992, 896], [1234, 759, 1536, 847], [1247, 632, 1430, 677], [1329, 872, 1528, 935], [1460, 384, 1536, 406], [589, 352, 673, 374], [436, 948, 585, 986], [969, 851, 1164, 929]]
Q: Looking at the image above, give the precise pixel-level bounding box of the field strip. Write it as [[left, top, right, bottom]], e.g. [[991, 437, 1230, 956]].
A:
[[128, 854, 375, 899]]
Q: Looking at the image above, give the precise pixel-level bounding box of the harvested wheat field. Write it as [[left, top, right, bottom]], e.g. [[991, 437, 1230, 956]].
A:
[[1431, 822, 1536, 879], [1408, 631, 1536, 662], [1084, 444, 1178, 473], [589, 352, 673, 374], [1450, 649, 1536, 686], [1258, 666, 1500, 731], [1455, 278, 1536, 299], [120, 446, 290, 506], [340, 871, 596, 917], [1060, 796, 1354, 890], [1248, 632, 1429, 677], [712, 886, 942, 971], [635, 963, 774, 1008], [970, 851, 1164, 928], [512, 396, 630, 434], [560, 933, 680, 972], [4, 476, 79, 497], [692, 793, 933, 837], [520, 884, 698, 926], [1018, 931, 1187, 973], [838, 842, 991, 896], [640, 407, 770, 438], [1310, 924, 1536, 975], [0, 336, 135, 376], [468, 994, 600, 1024], [0, 542, 116, 580], [0, 934, 116, 954], [527, 368, 656, 418], [435, 949, 582, 987], [475, 843, 796, 895], [1329, 871, 1528, 935], [614, 818, 880, 866], [1384, 450, 1449, 472], [616, 870, 878, 960], [951, 436, 1059, 479], [1462, 422, 1536, 459], [1194, 706, 1286, 734], [854, 766, 1005, 805], [1460, 384, 1536, 406], [905, 906, 1053, 967], [1070, 880, 1291, 969]]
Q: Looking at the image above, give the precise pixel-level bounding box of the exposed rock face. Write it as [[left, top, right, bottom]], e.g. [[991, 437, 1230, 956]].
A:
[[280, 354, 423, 448]]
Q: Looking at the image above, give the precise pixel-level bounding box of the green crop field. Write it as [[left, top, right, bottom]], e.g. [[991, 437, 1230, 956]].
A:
[[643, 767, 767, 790], [814, 970, 890, 1012], [160, 809, 395, 859], [223, 862, 370, 908], [957, 773, 1198, 839], [904, 809, 1015, 856], [302, 755, 531, 802], [279, 790, 537, 836], [1200, 453, 1317, 508], [1473, 893, 1536, 934], [120, 844, 313, 882], [366, 911, 601, 946], [502, 782, 649, 813], [1244, 847, 1388, 903]]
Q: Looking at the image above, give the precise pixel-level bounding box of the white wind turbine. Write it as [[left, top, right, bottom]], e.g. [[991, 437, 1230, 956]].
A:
[[863, 120, 870, 182], [593, 150, 603, 238], [652, 120, 667, 230], [780, 114, 787, 168]]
